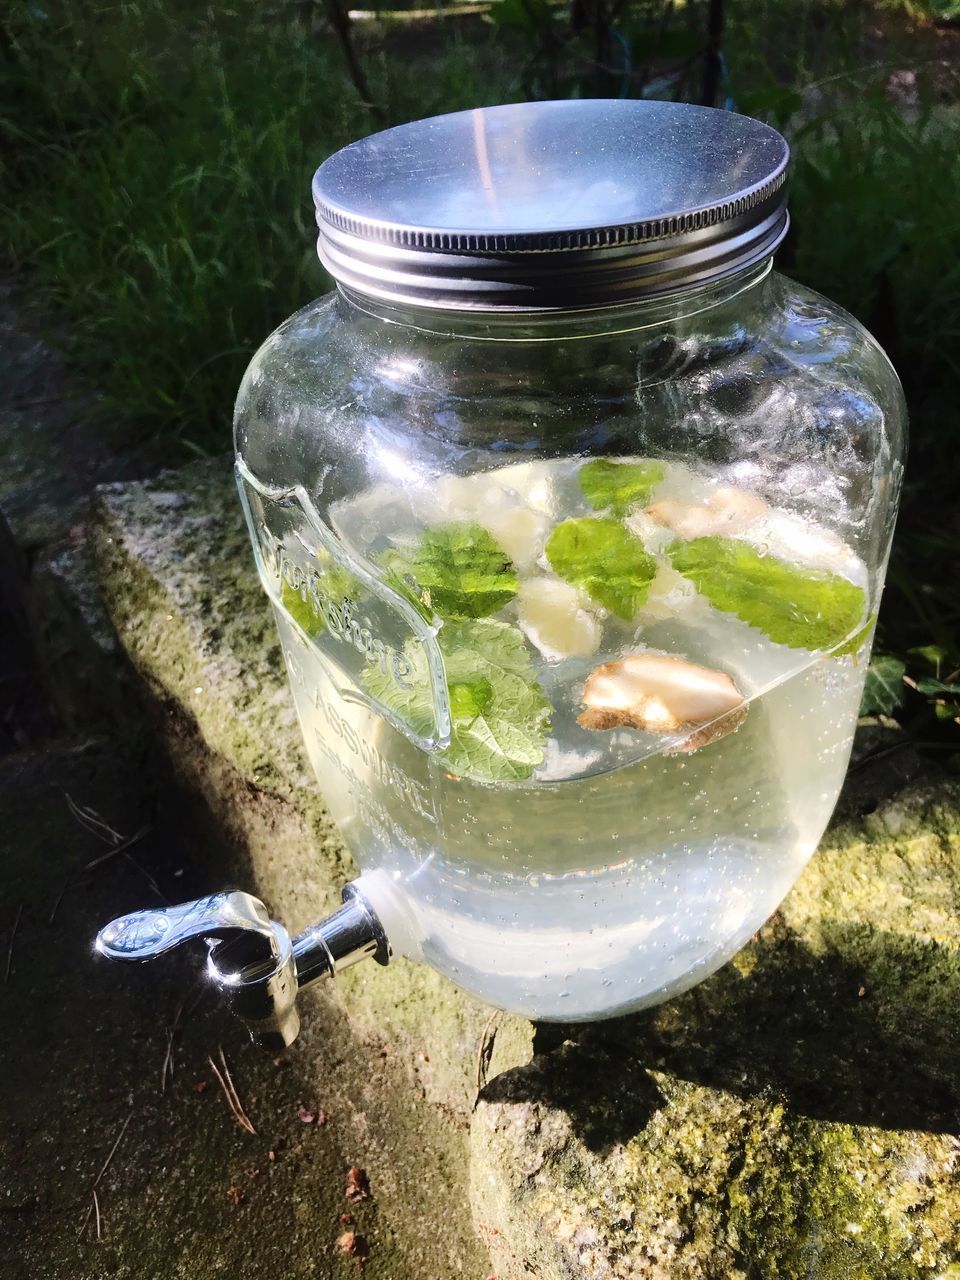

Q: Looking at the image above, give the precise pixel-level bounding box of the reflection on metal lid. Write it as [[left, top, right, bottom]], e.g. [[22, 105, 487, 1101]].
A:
[[312, 99, 789, 312]]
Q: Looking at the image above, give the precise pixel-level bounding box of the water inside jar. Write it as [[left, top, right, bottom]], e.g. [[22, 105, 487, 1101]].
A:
[[275, 456, 871, 1018]]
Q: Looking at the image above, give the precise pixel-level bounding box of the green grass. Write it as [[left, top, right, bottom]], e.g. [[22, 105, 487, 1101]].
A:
[[786, 97, 960, 717], [0, 0, 515, 450]]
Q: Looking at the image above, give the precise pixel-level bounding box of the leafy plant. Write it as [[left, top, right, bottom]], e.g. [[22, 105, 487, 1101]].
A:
[[856, 645, 959, 768]]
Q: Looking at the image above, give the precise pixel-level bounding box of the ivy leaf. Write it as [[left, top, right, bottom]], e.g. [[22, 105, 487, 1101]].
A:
[[578, 458, 665, 516], [916, 677, 959, 697], [907, 644, 948, 672], [380, 523, 518, 620], [669, 537, 867, 651], [364, 618, 550, 783], [546, 517, 657, 620], [860, 656, 906, 716]]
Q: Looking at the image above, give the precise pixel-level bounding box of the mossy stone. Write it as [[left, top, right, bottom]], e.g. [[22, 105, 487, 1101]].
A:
[[473, 783, 960, 1279]]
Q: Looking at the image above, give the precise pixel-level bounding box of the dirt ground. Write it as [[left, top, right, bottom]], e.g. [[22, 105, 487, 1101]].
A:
[[0, 290, 387, 1280]]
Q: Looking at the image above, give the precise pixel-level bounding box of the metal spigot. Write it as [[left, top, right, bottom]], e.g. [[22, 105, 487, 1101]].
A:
[[95, 883, 389, 1052]]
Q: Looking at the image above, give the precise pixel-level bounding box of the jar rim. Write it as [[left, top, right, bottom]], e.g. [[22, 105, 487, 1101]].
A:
[[312, 100, 790, 312]]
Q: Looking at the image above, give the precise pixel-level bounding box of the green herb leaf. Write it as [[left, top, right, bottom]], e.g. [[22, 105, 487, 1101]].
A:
[[833, 613, 876, 658], [669, 537, 867, 651], [448, 677, 494, 720], [364, 618, 550, 783], [860, 655, 906, 716], [578, 458, 666, 515], [381, 523, 518, 620], [280, 562, 358, 638], [281, 580, 325, 637], [545, 517, 657, 620]]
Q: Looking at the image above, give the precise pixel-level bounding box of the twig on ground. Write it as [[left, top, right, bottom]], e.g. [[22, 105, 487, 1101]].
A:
[[47, 874, 72, 926], [79, 1110, 133, 1237], [82, 825, 151, 871], [161, 983, 206, 1093], [121, 847, 166, 903], [93, 1189, 101, 1240], [64, 793, 124, 845], [4, 904, 22, 984], [49, 823, 153, 925], [850, 737, 959, 773], [208, 1047, 256, 1134], [91, 1111, 133, 1189], [474, 1009, 500, 1103]]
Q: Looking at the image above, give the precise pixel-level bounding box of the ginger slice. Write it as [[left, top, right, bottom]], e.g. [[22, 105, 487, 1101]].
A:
[[479, 504, 550, 573], [518, 576, 601, 660], [578, 652, 747, 752], [646, 486, 768, 540]]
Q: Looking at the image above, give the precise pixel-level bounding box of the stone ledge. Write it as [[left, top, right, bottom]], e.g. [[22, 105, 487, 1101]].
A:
[[73, 454, 960, 1279], [474, 781, 960, 1279]]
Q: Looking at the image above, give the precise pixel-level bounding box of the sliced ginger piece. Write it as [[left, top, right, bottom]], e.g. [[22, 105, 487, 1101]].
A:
[[479, 504, 550, 573], [578, 652, 747, 753], [518, 577, 601, 660], [646, 485, 768, 540]]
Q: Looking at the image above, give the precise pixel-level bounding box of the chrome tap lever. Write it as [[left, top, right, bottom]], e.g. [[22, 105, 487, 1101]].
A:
[[95, 883, 390, 1052], [95, 891, 281, 964], [96, 890, 299, 1051]]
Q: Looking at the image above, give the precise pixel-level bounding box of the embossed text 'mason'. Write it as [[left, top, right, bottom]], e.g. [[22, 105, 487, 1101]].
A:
[[259, 523, 412, 688]]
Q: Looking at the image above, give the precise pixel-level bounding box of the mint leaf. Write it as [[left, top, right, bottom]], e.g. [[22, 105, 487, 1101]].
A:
[[833, 613, 876, 658], [281, 562, 357, 638], [364, 618, 550, 782], [579, 458, 665, 515], [449, 678, 494, 720], [860, 655, 906, 716], [282, 580, 324, 637], [381, 523, 518, 620], [669, 537, 866, 651], [546, 517, 657, 620]]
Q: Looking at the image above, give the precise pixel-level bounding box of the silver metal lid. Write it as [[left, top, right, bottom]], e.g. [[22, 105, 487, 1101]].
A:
[[313, 99, 789, 312]]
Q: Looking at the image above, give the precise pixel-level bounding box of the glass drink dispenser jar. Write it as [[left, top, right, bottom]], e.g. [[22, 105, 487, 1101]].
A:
[[97, 100, 905, 1048]]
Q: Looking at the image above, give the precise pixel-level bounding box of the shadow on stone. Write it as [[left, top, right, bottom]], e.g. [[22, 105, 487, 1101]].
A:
[[483, 1038, 666, 1153], [514, 911, 960, 1154]]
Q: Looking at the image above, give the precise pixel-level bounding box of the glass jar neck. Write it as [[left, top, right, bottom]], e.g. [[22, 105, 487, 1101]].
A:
[[337, 258, 774, 343]]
